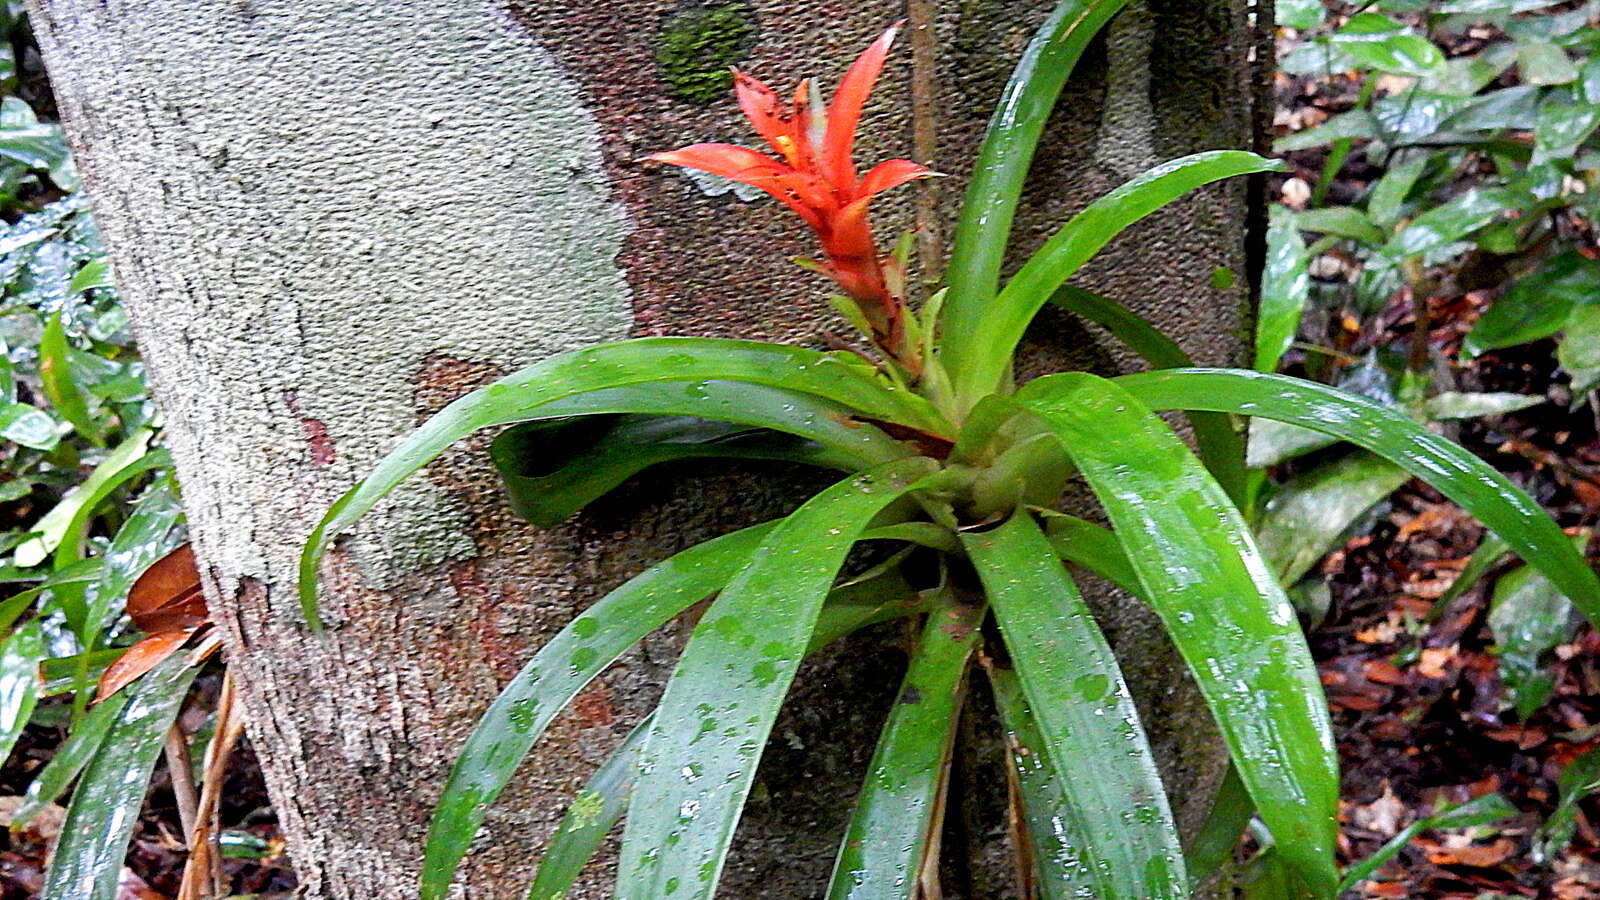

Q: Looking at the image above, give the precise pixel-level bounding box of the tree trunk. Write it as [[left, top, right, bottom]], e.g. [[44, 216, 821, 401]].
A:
[[29, 1, 1266, 897]]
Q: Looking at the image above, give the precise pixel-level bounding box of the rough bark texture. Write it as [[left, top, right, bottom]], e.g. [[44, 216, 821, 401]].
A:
[[30, 1, 1260, 897]]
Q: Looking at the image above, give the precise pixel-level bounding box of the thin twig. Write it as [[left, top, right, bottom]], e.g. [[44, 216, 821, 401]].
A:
[[178, 667, 245, 900], [163, 722, 199, 846]]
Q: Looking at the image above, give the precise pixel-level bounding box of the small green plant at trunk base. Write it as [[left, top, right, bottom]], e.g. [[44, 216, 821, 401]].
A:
[[303, 3, 1600, 897]]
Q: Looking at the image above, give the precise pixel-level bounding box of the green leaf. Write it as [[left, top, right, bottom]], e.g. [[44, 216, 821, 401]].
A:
[[41, 649, 200, 900], [12, 427, 154, 568], [80, 475, 183, 647], [1430, 533, 1512, 619], [1338, 34, 1446, 76], [1425, 391, 1544, 419], [964, 513, 1187, 899], [1467, 251, 1600, 356], [1533, 91, 1600, 164], [1274, 111, 1380, 152], [1383, 188, 1531, 259], [1534, 747, 1600, 864], [11, 691, 129, 828], [1340, 794, 1519, 891], [1256, 452, 1412, 588], [1045, 287, 1246, 502], [525, 718, 648, 900], [0, 618, 43, 765], [420, 524, 775, 900], [939, 0, 1136, 382], [52, 449, 172, 572], [302, 338, 947, 627], [39, 311, 101, 447], [985, 663, 1080, 897], [1368, 153, 1429, 228], [1184, 766, 1253, 886], [1015, 373, 1339, 895], [1560, 301, 1600, 392], [1257, 207, 1311, 373], [1115, 368, 1600, 623], [826, 589, 982, 900], [1294, 206, 1385, 244], [952, 151, 1283, 407], [67, 258, 112, 295], [522, 575, 927, 900], [1488, 532, 1588, 718], [0, 401, 57, 451], [617, 458, 936, 900], [1040, 513, 1141, 597], [490, 384, 906, 527], [1278, 0, 1326, 29], [1518, 40, 1578, 84]]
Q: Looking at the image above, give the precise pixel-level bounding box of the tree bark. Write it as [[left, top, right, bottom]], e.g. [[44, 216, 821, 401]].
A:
[[29, 1, 1264, 897]]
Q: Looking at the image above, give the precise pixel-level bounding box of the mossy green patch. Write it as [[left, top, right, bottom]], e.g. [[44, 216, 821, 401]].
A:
[[657, 3, 757, 106]]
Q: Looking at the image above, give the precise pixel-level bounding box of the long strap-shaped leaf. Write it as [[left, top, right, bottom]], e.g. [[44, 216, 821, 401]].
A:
[[1116, 368, 1600, 620], [617, 457, 938, 900], [301, 345, 936, 624], [965, 513, 1187, 899], [42, 650, 200, 900], [1016, 373, 1340, 896], [827, 589, 983, 900], [420, 523, 774, 900], [0, 619, 43, 766], [524, 574, 931, 899], [12, 691, 129, 827], [1047, 287, 1247, 503], [953, 152, 1284, 407], [939, 0, 1134, 380]]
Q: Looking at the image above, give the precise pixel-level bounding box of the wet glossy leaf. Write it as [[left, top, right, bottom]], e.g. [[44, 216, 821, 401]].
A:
[[940, 0, 1135, 384], [1341, 793, 1518, 891], [1518, 40, 1578, 84], [523, 578, 926, 900], [1438, 84, 1542, 134], [1339, 33, 1446, 76], [986, 664, 1079, 897], [302, 338, 947, 628], [66, 258, 111, 295], [1533, 91, 1600, 164], [1016, 373, 1339, 895], [1257, 207, 1310, 373], [954, 151, 1282, 405], [41, 649, 200, 900], [1040, 512, 1141, 596], [617, 458, 936, 900], [1383, 188, 1531, 259], [1274, 111, 1379, 152], [1045, 287, 1245, 501], [827, 591, 981, 900], [1116, 369, 1600, 623], [1278, 0, 1325, 29], [12, 427, 154, 567], [1257, 452, 1412, 588], [1466, 251, 1600, 356], [38, 311, 100, 447], [965, 513, 1186, 899], [51, 447, 171, 572], [0, 618, 43, 765], [1488, 532, 1588, 717], [81, 476, 183, 647], [1184, 766, 1254, 886], [419, 523, 773, 900], [1295, 206, 1385, 244], [1560, 301, 1600, 392], [526, 719, 648, 900], [11, 691, 128, 828], [1534, 748, 1600, 864], [491, 397, 884, 528], [0, 400, 56, 450]]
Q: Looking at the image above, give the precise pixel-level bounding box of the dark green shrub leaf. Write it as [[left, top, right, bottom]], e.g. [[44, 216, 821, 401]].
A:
[[1534, 748, 1600, 864], [1466, 251, 1600, 355]]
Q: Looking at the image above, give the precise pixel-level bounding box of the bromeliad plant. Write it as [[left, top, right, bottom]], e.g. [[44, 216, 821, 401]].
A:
[[302, 3, 1600, 898]]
